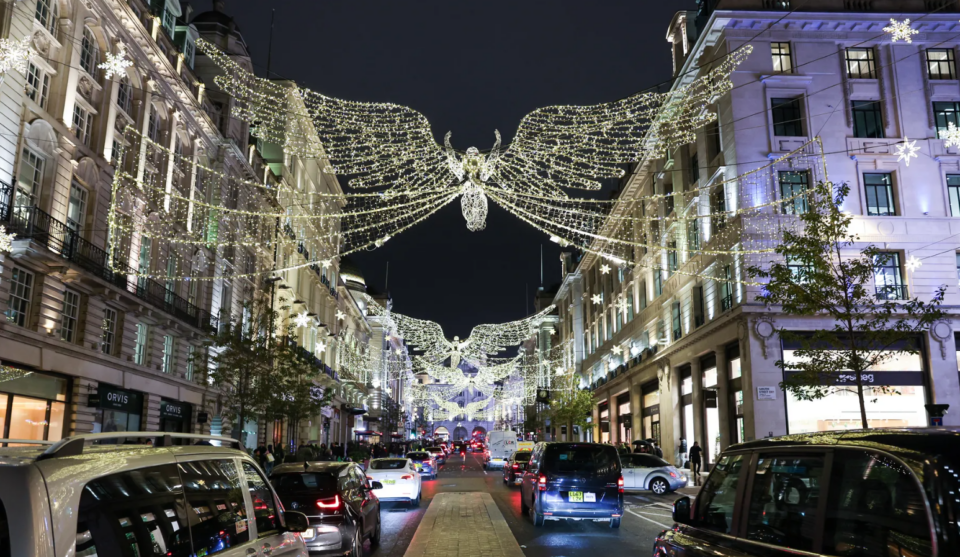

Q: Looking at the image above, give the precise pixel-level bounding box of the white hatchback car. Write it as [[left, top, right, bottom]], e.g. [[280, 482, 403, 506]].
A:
[[0, 432, 310, 557], [366, 458, 422, 506]]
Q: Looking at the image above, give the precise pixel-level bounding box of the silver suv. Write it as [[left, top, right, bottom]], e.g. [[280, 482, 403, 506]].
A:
[[0, 433, 310, 557]]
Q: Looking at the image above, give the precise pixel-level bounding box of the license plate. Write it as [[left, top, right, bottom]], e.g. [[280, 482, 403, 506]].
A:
[[584, 492, 596, 503], [383, 480, 395, 485], [415, 464, 422, 471], [568, 491, 583, 503], [514, 478, 522, 484]]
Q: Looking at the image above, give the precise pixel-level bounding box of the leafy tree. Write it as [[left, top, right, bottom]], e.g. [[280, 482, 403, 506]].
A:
[[748, 181, 944, 429], [545, 371, 595, 437], [270, 341, 336, 444]]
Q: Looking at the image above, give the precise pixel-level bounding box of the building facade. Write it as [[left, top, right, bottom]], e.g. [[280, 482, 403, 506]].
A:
[[552, 0, 960, 469]]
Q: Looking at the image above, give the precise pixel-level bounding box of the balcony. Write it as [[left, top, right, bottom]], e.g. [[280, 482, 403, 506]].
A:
[[1, 185, 217, 332], [720, 294, 733, 312]]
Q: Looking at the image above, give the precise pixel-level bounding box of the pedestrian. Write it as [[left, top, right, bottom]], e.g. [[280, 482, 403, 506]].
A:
[[653, 441, 663, 458], [265, 445, 276, 475], [689, 441, 703, 476]]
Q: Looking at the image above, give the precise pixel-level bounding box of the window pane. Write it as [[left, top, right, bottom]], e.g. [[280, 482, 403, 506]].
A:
[[823, 450, 932, 556], [8, 396, 48, 441], [180, 459, 251, 553], [863, 173, 895, 216], [934, 102, 960, 138], [241, 462, 281, 536], [927, 48, 957, 80], [851, 101, 884, 138], [744, 455, 825, 551], [47, 401, 64, 442], [0, 396, 6, 440], [696, 453, 745, 533], [771, 98, 803, 136], [846, 48, 876, 79]]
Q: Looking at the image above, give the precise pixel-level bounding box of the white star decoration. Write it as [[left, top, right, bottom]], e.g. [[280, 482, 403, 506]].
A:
[[611, 345, 623, 356], [316, 341, 326, 353], [883, 18, 919, 43], [555, 366, 565, 376], [905, 256, 922, 272], [336, 309, 346, 321], [0, 36, 35, 76], [600, 264, 611, 274], [617, 297, 629, 312], [895, 138, 919, 166], [320, 259, 332, 269], [547, 326, 556, 335], [944, 123, 960, 149], [98, 43, 133, 80], [591, 294, 602, 305], [395, 348, 403, 356], [293, 311, 311, 329], [0, 225, 14, 253]]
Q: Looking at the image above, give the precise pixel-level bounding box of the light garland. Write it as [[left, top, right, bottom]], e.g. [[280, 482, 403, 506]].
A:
[[0, 225, 14, 253]]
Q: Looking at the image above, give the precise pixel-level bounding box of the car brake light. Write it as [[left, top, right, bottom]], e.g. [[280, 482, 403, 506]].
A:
[[669, 471, 677, 478], [617, 476, 624, 493], [538, 474, 547, 491], [401, 474, 413, 480], [316, 495, 341, 509], [513, 464, 519, 469]]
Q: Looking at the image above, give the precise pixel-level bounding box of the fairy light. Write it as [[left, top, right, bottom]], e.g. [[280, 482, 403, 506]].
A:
[[0, 225, 14, 253]]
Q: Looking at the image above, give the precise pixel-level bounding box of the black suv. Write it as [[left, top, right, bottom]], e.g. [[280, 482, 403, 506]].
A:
[[271, 462, 382, 556], [520, 442, 624, 528], [655, 428, 960, 556]]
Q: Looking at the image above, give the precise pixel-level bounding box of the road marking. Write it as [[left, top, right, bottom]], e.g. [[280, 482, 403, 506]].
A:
[[627, 508, 673, 529]]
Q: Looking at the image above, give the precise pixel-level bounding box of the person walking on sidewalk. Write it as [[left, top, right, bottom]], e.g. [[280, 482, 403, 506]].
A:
[[688, 441, 703, 477]]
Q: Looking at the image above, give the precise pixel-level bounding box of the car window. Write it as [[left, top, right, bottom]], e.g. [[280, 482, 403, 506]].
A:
[[271, 473, 339, 495], [0, 499, 8, 557], [635, 454, 669, 468], [371, 459, 408, 470], [542, 445, 620, 473], [514, 452, 532, 462], [696, 453, 746, 534], [242, 462, 281, 537], [407, 452, 430, 460], [179, 459, 251, 554], [352, 467, 368, 489], [744, 455, 825, 551], [622, 455, 636, 469], [822, 450, 932, 556], [76, 464, 192, 557]]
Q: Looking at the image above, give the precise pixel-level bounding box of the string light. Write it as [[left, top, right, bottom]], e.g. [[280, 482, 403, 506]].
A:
[[0, 225, 14, 253], [883, 18, 919, 43], [943, 123, 960, 149]]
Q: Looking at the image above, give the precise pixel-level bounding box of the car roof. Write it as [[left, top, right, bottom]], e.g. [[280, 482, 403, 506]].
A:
[[272, 461, 352, 475], [0, 443, 244, 467]]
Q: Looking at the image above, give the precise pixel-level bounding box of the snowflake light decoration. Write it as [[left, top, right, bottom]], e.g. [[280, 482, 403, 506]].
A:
[[0, 36, 35, 75], [0, 225, 14, 253], [611, 345, 623, 356], [895, 138, 920, 166], [591, 294, 602, 305], [316, 341, 326, 353], [600, 264, 611, 274], [883, 19, 919, 43], [905, 256, 922, 272], [336, 309, 346, 321], [293, 311, 312, 329], [555, 366, 565, 376], [98, 43, 133, 80], [944, 123, 960, 149]]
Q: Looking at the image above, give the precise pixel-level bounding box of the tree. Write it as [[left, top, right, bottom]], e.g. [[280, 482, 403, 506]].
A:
[[545, 372, 595, 438], [747, 181, 944, 429], [270, 339, 336, 444]]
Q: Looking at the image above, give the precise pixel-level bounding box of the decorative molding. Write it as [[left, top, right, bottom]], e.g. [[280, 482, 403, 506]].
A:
[[752, 315, 777, 360], [657, 358, 671, 393], [931, 320, 952, 360]]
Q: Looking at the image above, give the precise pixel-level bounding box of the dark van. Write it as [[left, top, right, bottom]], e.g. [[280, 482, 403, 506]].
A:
[[520, 442, 624, 528]]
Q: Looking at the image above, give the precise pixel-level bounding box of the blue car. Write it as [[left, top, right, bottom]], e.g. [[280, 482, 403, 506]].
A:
[[406, 451, 437, 480], [520, 442, 624, 528]]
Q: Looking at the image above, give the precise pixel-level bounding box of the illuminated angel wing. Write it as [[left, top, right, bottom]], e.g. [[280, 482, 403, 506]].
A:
[[196, 39, 452, 194], [464, 305, 556, 357], [495, 47, 752, 197]]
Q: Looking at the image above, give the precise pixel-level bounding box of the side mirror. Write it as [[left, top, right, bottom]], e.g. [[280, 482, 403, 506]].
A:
[[672, 495, 692, 525], [369, 481, 383, 490], [285, 511, 310, 533]]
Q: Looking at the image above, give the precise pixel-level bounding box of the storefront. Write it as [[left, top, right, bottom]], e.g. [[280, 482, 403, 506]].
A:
[[726, 344, 745, 443], [782, 333, 928, 433], [92, 384, 143, 434], [159, 398, 192, 435], [679, 365, 693, 459], [700, 354, 719, 466], [0, 366, 68, 444], [598, 401, 610, 443], [616, 392, 631, 442], [641, 381, 660, 444]]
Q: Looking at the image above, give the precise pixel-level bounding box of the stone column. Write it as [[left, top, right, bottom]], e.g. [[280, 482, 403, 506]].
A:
[[690, 358, 704, 454], [144, 393, 161, 432], [592, 403, 601, 443], [608, 394, 618, 444], [929, 324, 960, 426], [630, 381, 643, 443], [70, 378, 99, 435], [715, 347, 732, 451], [664, 360, 682, 467]]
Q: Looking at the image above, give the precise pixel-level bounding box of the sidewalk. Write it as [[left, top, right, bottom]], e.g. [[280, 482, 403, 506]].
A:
[[403, 492, 525, 557]]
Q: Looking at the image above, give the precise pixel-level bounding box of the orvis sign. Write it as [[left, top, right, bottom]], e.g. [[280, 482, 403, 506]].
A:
[[160, 399, 191, 421], [97, 386, 142, 413]]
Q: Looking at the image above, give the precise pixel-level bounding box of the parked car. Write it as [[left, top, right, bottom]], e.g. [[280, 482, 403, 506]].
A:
[[520, 442, 624, 528], [366, 458, 422, 506], [271, 461, 381, 556], [0, 432, 310, 557], [503, 450, 533, 486], [655, 427, 960, 556], [406, 451, 438, 480], [426, 446, 446, 464], [622, 453, 685, 494]]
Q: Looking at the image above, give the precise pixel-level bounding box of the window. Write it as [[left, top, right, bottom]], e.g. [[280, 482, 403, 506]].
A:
[[72, 105, 93, 146], [101, 308, 117, 356], [863, 173, 895, 216], [16, 148, 43, 207], [80, 27, 99, 76], [786, 255, 814, 283], [851, 100, 884, 138], [934, 101, 960, 139], [67, 182, 87, 233], [875, 252, 906, 300], [639, 281, 647, 310], [689, 217, 700, 251], [771, 97, 804, 137], [667, 240, 678, 275], [744, 454, 825, 551], [693, 285, 705, 327], [664, 183, 675, 215], [116, 77, 132, 115], [162, 335, 175, 374], [927, 48, 956, 80], [76, 465, 192, 557], [61, 290, 80, 343], [179, 459, 250, 554], [164, 256, 176, 305], [134, 322, 149, 366], [822, 450, 932, 556], [690, 152, 700, 184], [242, 462, 281, 536], [720, 265, 733, 311], [779, 171, 810, 214], [6, 267, 33, 327], [34, 0, 58, 35], [184, 40, 196, 69], [162, 8, 176, 37], [26, 64, 50, 109], [653, 269, 663, 298], [695, 454, 745, 533], [846, 47, 877, 79], [949, 175, 960, 216], [714, 187, 727, 231], [771, 42, 793, 73], [185, 344, 196, 381], [671, 302, 682, 341], [137, 237, 152, 291], [148, 110, 161, 143]]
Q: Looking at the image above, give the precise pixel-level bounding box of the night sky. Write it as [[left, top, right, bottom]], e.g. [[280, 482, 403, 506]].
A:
[[210, 0, 697, 338]]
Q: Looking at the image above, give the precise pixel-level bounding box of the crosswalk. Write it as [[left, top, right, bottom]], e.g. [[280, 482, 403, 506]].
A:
[[624, 495, 677, 529]]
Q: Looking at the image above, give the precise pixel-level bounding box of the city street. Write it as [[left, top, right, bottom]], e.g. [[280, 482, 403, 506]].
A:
[[367, 451, 699, 557]]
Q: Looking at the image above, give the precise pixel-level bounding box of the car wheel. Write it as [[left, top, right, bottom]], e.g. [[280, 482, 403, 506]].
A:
[[353, 525, 364, 556], [412, 493, 420, 507], [371, 514, 381, 547], [650, 478, 669, 495], [610, 517, 621, 529], [531, 502, 544, 527]]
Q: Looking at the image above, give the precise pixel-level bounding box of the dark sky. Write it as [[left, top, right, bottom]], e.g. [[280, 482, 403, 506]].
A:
[[210, 0, 697, 338]]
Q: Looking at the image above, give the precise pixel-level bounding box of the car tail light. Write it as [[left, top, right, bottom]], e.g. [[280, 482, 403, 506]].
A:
[[538, 474, 547, 491], [513, 464, 519, 469], [617, 475, 624, 493], [669, 471, 678, 478], [316, 495, 341, 510], [366, 475, 374, 480], [401, 474, 413, 480]]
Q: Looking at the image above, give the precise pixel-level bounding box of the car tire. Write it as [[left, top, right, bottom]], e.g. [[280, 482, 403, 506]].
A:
[[650, 478, 669, 495], [412, 493, 420, 507], [610, 517, 621, 529], [353, 525, 364, 556], [371, 515, 381, 547], [532, 503, 544, 527]]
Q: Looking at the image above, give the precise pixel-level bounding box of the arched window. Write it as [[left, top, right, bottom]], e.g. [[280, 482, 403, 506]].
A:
[[35, 0, 58, 36], [79, 27, 99, 76], [116, 76, 132, 115]]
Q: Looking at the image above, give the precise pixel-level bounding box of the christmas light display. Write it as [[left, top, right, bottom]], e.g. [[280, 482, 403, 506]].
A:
[[0, 36, 35, 76], [883, 18, 919, 43], [0, 225, 14, 253], [895, 138, 919, 167], [98, 43, 133, 80]]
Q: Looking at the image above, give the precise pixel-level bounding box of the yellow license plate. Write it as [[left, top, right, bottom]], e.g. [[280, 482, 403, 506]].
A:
[[568, 491, 583, 503], [383, 480, 395, 485], [415, 464, 422, 471]]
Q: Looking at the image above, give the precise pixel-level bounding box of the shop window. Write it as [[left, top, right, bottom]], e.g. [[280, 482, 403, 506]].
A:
[[863, 173, 895, 216], [61, 289, 80, 343], [823, 450, 933, 556], [927, 48, 956, 80], [744, 454, 825, 551], [729, 356, 742, 379], [34, 0, 58, 36], [101, 308, 117, 356], [73, 105, 93, 146], [845, 47, 877, 79], [934, 101, 960, 139], [874, 252, 906, 300], [851, 101, 884, 138], [771, 97, 804, 137], [779, 170, 810, 214], [6, 266, 33, 328], [771, 41, 793, 74], [79, 27, 100, 76], [134, 323, 150, 366], [17, 147, 44, 207], [26, 64, 50, 109], [696, 454, 745, 533]]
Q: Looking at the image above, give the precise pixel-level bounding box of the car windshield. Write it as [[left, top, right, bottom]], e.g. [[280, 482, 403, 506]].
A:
[[271, 473, 338, 495], [542, 444, 619, 473], [407, 452, 431, 461], [514, 452, 532, 462], [427, 447, 442, 452], [370, 459, 408, 470]]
